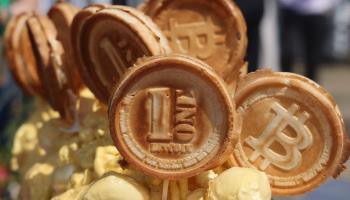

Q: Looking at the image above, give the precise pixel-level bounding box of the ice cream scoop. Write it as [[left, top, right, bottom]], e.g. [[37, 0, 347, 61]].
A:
[[207, 167, 271, 200], [195, 170, 218, 188], [83, 172, 150, 200]]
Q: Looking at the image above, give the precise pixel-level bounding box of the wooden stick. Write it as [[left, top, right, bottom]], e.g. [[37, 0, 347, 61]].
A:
[[162, 179, 170, 200], [60, 90, 80, 133], [179, 179, 188, 200]]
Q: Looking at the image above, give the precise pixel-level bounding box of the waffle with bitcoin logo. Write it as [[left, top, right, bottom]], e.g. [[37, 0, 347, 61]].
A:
[[229, 70, 350, 195], [141, 0, 248, 91]]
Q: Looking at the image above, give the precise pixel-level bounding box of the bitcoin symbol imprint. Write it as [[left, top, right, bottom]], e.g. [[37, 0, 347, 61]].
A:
[[166, 16, 225, 60], [245, 103, 313, 171]]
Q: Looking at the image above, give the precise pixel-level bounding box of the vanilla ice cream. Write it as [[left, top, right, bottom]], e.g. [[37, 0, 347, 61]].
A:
[[83, 172, 150, 200], [207, 167, 271, 200]]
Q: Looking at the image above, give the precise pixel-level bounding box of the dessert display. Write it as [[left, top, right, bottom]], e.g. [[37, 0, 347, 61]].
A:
[[3, 0, 350, 200], [229, 70, 350, 195]]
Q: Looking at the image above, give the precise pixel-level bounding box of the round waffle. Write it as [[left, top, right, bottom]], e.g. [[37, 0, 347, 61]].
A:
[[109, 55, 236, 179], [48, 1, 82, 92], [229, 70, 350, 195], [75, 6, 171, 104], [71, 4, 108, 97], [141, 0, 247, 90], [4, 13, 43, 96]]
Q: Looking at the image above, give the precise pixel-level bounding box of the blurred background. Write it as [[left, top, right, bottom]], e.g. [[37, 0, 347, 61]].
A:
[[0, 0, 349, 199]]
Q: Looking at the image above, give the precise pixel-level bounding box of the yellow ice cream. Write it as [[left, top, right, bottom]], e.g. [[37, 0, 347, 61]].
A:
[[12, 92, 270, 200], [195, 170, 218, 188], [207, 167, 271, 200], [83, 172, 150, 200]]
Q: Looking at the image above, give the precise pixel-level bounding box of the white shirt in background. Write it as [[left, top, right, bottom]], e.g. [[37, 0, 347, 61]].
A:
[[280, 0, 340, 15]]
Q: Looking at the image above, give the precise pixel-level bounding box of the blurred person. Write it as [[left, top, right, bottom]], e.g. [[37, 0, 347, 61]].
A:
[[235, 0, 265, 72], [279, 0, 340, 81], [331, 0, 350, 61], [112, 0, 126, 5], [112, 0, 143, 6], [0, 1, 9, 39], [70, 0, 112, 7], [0, 163, 10, 198], [11, 0, 38, 14], [127, 0, 143, 7], [0, 0, 40, 24]]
